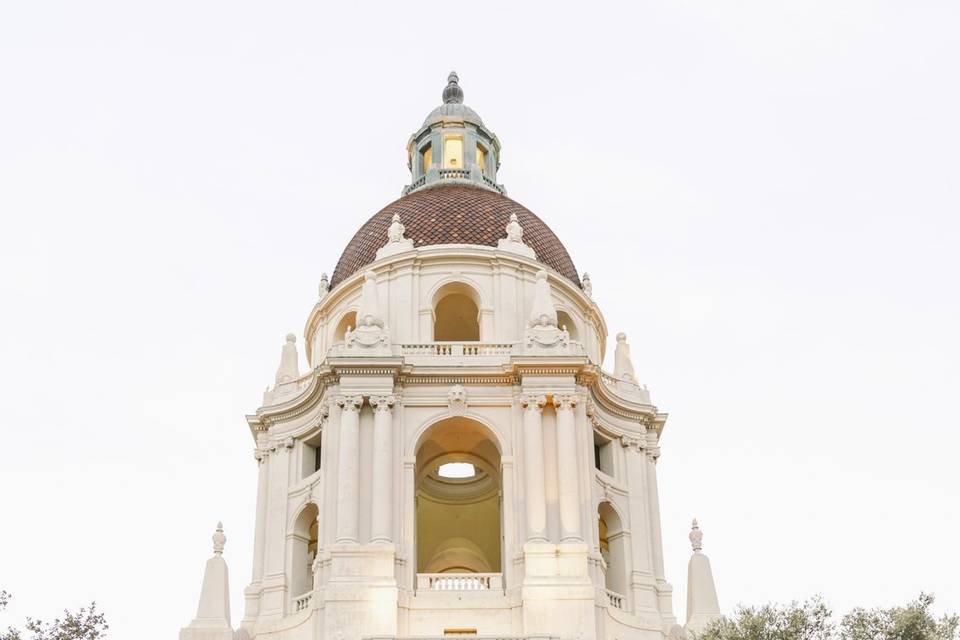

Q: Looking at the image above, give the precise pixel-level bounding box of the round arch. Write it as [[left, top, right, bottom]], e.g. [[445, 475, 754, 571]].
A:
[[556, 307, 581, 342], [290, 502, 319, 599], [331, 308, 358, 344], [426, 276, 487, 310], [431, 281, 482, 342], [408, 411, 507, 458], [597, 500, 629, 598], [414, 415, 503, 577]]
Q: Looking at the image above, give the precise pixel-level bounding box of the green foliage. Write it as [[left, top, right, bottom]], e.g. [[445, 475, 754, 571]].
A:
[[841, 594, 959, 640], [0, 591, 108, 640], [697, 596, 834, 640], [698, 594, 958, 640]]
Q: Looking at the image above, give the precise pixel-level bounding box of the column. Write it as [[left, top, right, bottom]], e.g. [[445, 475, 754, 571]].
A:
[[500, 455, 516, 587], [644, 430, 666, 581], [554, 393, 582, 541], [369, 394, 395, 543], [402, 456, 417, 589], [336, 394, 363, 543], [251, 435, 271, 582], [620, 435, 653, 575], [521, 393, 547, 542], [265, 436, 293, 577]]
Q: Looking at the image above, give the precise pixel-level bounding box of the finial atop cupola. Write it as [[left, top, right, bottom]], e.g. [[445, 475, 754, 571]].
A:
[[442, 71, 464, 104]]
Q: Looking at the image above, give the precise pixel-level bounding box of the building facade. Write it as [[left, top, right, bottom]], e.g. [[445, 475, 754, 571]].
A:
[[180, 73, 721, 640]]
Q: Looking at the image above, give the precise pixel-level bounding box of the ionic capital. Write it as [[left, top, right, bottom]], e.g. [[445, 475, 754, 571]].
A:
[[619, 434, 644, 452], [552, 393, 579, 411], [337, 394, 364, 412], [269, 436, 294, 453], [520, 393, 547, 411], [370, 394, 396, 412]]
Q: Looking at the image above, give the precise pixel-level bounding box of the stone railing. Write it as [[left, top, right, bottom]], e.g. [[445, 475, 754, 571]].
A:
[[400, 342, 514, 356], [598, 371, 652, 404], [293, 590, 313, 612], [416, 572, 504, 591], [437, 167, 470, 179], [605, 588, 625, 610], [404, 175, 427, 193]]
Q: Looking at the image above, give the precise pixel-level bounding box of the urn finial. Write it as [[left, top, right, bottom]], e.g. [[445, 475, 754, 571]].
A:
[[442, 71, 463, 104], [689, 518, 703, 552], [212, 521, 226, 555]]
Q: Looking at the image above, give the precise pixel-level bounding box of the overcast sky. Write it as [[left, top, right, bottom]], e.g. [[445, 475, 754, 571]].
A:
[[1, 1, 958, 638]]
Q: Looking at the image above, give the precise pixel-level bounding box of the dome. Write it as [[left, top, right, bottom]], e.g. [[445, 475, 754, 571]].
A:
[[422, 102, 484, 127], [329, 185, 582, 289]]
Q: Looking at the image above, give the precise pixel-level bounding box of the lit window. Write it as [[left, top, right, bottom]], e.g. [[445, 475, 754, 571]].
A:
[[476, 145, 486, 174], [444, 137, 463, 168], [422, 145, 433, 175], [438, 462, 475, 478]]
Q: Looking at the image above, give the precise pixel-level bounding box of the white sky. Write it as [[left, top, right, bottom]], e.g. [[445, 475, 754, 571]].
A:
[[1, 1, 958, 638]]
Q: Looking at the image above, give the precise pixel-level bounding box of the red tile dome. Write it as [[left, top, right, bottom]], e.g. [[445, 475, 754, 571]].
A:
[[329, 185, 581, 289]]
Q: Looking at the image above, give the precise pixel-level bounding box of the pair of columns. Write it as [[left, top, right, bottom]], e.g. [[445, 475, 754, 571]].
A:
[[521, 393, 581, 542], [335, 393, 396, 545]]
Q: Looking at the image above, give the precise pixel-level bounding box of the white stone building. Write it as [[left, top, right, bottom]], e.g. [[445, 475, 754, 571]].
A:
[[180, 73, 722, 640]]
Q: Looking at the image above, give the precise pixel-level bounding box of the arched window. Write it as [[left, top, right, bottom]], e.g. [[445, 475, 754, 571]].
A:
[[291, 503, 319, 601], [598, 502, 628, 600], [415, 417, 502, 588], [557, 310, 579, 342], [433, 283, 481, 341], [333, 311, 357, 344]]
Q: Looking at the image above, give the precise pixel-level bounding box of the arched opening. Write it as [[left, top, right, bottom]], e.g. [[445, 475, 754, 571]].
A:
[[415, 417, 502, 590], [598, 502, 627, 600], [432, 283, 481, 342], [333, 311, 357, 344], [557, 310, 580, 342], [291, 503, 319, 600]]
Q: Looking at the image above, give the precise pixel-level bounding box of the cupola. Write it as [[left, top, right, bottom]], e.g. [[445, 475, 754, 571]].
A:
[[403, 72, 504, 195]]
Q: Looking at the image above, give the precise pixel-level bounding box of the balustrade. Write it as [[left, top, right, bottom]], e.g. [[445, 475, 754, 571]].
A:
[[605, 588, 625, 610], [416, 572, 503, 591], [294, 591, 313, 612]]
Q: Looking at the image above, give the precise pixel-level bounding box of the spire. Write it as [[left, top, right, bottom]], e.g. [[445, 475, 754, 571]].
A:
[[528, 270, 558, 328], [685, 519, 722, 635], [180, 523, 234, 639], [582, 272, 593, 298], [442, 71, 464, 104], [342, 271, 392, 355], [524, 270, 572, 352], [274, 334, 300, 385], [613, 333, 637, 383], [318, 273, 329, 298], [357, 271, 385, 329]]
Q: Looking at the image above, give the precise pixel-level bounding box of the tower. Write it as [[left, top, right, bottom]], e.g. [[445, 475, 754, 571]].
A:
[[181, 73, 720, 640]]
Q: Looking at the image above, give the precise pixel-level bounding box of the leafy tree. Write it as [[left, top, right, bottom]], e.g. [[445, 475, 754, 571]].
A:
[[0, 590, 108, 640], [697, 594, 958, 640], [697, 596, 834, 640], [841, 594, 958, 640]]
